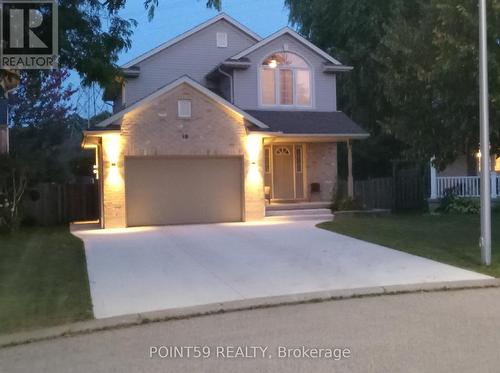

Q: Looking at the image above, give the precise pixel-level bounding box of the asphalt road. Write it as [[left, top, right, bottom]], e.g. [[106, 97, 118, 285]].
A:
[[2, 288, 500, 373]]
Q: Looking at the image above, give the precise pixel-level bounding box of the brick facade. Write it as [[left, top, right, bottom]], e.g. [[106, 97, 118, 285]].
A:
[[306, 143, 338, 202], [101, 83, 265, 228]]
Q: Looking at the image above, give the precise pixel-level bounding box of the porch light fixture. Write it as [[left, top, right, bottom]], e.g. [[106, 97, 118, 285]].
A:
[[245, 134, 264, 188], [103, 134, 123, 189], [268, 59, 278, 69]]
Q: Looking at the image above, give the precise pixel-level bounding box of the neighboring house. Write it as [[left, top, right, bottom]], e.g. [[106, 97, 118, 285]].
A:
[[430, 153, 500, 200], [83, 13, 368, 228]]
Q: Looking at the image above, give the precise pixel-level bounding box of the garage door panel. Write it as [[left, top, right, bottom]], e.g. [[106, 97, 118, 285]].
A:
[[126, 157, 242, 226]]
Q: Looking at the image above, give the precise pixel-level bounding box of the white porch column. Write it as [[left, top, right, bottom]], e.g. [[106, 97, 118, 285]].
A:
[[347, 140, 354, 198], [430, 157, 438, 199], [490, 171, 497, 199]]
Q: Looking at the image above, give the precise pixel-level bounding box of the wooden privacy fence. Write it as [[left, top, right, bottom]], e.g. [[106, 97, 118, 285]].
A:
[[393, 165, 428, 210], [340, 164, 428, 210], [353, 178, 393, 209], [23, 182, 99, 225]]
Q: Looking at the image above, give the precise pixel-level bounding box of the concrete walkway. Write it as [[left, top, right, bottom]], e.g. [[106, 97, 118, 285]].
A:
[[73, 220, 491, 319]]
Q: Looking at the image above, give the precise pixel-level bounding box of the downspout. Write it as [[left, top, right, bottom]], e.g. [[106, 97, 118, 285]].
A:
[[218, 66, 233, 103]]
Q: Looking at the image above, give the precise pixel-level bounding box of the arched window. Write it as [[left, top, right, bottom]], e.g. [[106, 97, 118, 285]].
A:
[[275, 146, 291, 156], [260, 52, 311, 107]]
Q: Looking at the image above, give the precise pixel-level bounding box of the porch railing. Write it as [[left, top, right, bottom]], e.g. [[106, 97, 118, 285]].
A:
[[431, 174, 499, 198]]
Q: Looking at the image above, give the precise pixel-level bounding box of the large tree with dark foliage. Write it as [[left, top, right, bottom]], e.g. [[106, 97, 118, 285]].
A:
[[286, 0, 500, 174], [375, 0, 500, 172], [8, 69, 79, 183], [285, 0, 411, 178]]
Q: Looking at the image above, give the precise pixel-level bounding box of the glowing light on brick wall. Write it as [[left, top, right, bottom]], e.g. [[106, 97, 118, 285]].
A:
[[103, 134, 123, 189]]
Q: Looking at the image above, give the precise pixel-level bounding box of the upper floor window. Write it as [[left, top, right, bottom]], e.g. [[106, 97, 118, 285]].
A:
[[216, 32, 228, 48], [260, 52, 311, 107]]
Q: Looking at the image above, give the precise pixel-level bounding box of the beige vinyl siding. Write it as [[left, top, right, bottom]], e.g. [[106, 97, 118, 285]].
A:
[[125, 19, 257, 105]]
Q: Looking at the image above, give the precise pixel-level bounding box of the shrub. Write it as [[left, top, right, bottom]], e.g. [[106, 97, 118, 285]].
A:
[[438, 190, 479, 214], [0, 156, 28, 232], [332, 196, 364, 212]]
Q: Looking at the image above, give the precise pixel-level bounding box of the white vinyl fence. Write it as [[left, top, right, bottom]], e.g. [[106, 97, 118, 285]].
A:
[[430, 173, 499, 199]]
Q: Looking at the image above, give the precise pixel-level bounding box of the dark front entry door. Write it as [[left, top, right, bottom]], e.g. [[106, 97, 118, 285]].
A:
[[272, 145, 294, 200]]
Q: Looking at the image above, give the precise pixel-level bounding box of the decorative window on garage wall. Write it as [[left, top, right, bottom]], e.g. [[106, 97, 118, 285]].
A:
[[177, 100, 192, 118]]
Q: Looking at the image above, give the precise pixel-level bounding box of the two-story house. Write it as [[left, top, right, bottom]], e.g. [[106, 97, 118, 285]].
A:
[[83, 13, 368, 228]]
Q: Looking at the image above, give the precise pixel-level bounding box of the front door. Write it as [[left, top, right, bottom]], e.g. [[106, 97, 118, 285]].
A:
[[272, 145, 295, 200]]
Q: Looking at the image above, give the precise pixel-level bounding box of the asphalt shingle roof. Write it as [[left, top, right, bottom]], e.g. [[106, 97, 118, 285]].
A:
[[245, 110, 368, 136]]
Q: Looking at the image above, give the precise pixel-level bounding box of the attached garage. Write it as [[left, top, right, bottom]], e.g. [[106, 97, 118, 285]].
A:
[[125, 156, 243, 227]]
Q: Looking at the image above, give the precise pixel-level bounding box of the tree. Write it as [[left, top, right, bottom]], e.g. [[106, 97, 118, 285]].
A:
[[286, 0, 500, 173], [9, 69, 78, 183], [10, 70, 76, 129], [0, 155, 28, 231], [144, 0, 220, 20], [375, 0, 500, 171], [285, 0, 412, 177]]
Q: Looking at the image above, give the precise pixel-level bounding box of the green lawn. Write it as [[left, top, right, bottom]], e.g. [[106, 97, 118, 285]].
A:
[[319, 212, 500, 278], [0, 226, 93, 335]]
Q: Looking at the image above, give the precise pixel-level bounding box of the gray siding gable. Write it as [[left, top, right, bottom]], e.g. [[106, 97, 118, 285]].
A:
[[232, 33, 338, 111], [124, 19, 258, 105]]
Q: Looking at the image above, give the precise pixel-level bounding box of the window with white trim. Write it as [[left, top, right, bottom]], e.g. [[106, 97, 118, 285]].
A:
[[177, 100, 192, 118], [216, 32, 228, 48], [261, 52, 312, 107]]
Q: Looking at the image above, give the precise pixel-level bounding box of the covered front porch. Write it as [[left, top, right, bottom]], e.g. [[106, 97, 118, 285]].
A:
[[261, 135, 357, 205], [245, 109, 369, 215], [263, 135, 364, 212]]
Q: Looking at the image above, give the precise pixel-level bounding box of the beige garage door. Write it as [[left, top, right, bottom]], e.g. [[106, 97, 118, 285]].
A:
[[125, 157, 243, 227]]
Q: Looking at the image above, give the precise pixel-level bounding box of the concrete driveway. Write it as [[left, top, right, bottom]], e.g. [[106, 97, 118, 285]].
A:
[[73, 220, 490, 319]]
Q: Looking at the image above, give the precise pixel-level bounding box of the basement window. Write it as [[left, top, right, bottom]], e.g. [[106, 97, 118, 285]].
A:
[[216, 32, 228, 48], [177, 100, 192, 118]]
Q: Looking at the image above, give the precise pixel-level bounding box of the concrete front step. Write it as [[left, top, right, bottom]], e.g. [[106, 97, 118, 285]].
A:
[[264, 214, 334, 222], [265, 207, 334, 222], [266, 208, 332, 217], [266, 202, 331, 211]]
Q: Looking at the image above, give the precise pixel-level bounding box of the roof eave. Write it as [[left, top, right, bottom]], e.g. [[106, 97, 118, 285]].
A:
[[231, 27, 345, 66], [83, 129, 121, 136], [323, 65, 354, 73], [122, 67, 140, 78], [250, 131, 369, 138], [221, 60, 251, 69]]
